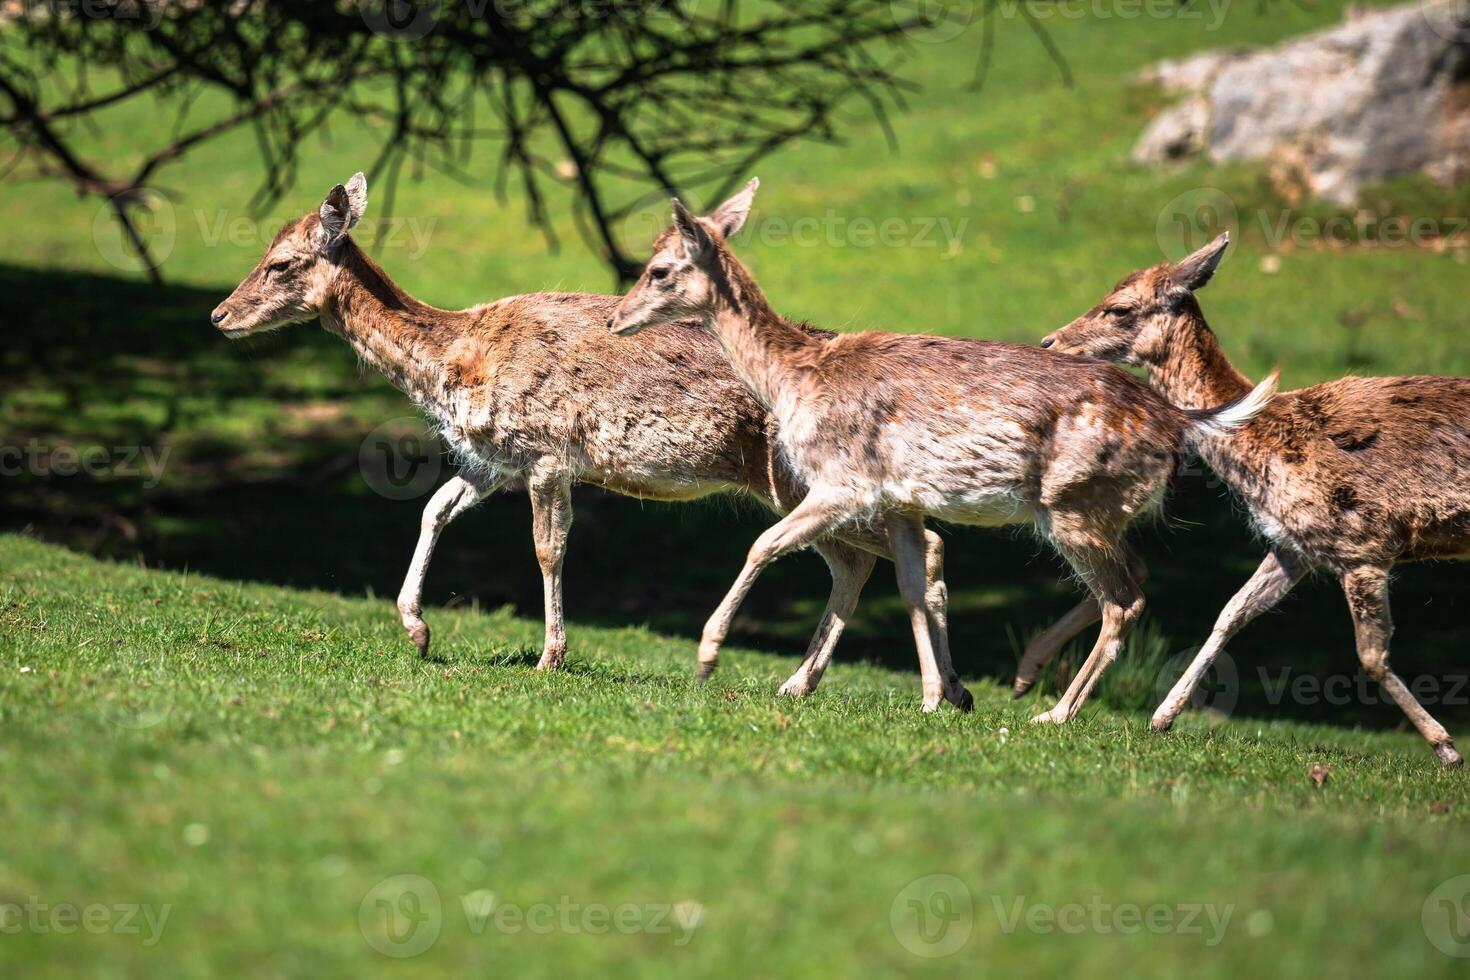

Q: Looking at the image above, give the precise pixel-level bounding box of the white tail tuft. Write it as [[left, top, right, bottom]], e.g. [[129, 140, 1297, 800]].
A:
[[1189, 369, 1279, 439]]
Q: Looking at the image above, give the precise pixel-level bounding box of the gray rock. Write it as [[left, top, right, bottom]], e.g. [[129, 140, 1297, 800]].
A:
[[1133, 1, 1470, 202]]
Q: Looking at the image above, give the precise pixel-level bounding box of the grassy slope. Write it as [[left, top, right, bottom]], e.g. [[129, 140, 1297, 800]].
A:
[[3, 2, 1470, 976], [1, 534, 1466, 978]]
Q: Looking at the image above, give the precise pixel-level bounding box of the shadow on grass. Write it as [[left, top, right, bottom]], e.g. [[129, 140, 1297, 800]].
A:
[[4, 264, 1467, 730]]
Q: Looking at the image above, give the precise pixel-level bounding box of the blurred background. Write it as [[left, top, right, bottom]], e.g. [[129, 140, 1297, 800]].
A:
[[4, 0, 1469, 727]]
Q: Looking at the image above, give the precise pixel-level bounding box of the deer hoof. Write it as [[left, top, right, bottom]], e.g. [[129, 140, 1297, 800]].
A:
[[696, 662, 717, 683], [1150, 711, 1176, 733], [1436, 743, 1463, 768], [1011, 676, 1035, 700], [535, 647, 566, 671], [778, 677, 814, 698], [1030, 708, 1067, 725], [403, 618, 431, 659], [954, 687, 975, 713]]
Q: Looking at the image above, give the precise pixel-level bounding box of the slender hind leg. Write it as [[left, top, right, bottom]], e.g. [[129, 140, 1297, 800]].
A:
[[1031, 536, 1145, 725], [1342, 565, 1462, 767], [1013, 554, 1148, 698], [697, 493, 855, 681], [888, 513, 973, 712], [1151, 548, 1307, 731], [528, 464, 573, 671], [397, 473, 503, 658], [777, 540, 875, 697]]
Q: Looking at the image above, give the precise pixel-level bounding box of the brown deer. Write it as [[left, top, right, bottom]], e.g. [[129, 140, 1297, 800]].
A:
[[209, 173, 974, 708], [606, 182, 1276, 721], [1040, 232, 1467, 766]]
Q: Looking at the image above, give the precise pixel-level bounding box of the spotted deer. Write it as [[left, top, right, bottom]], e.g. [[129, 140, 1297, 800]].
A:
[[607, 182, 1276, 720], [1040, 232, 1467, 765], [210, 173, 975, 706]]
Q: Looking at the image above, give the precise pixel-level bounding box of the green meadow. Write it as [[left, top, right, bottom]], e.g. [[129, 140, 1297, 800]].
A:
[[3, 2, 1469, 976]]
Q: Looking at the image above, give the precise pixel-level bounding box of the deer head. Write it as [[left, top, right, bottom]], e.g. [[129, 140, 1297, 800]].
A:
[[606, 178, 759, 336], [210, 172, 369, 338], [1040, 232, 1230, 365]]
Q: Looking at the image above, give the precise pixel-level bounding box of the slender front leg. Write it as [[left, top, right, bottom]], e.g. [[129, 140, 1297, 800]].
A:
[[1342, 565, 1461, 767], [777, 539, 875, 697], [1013, 554, 1146, 698], [888, 513, 973, 712], [397, 473, 502, 658], [528, 464, 574, 671], [1151, 548, 1307, 731], [1031, 538, 1144, 724], [698, 493, 854, 682]]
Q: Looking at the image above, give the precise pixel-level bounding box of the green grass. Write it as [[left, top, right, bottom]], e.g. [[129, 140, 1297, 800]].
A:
[[3, 2, 1470, 976], [2, 533, 1467, 978]]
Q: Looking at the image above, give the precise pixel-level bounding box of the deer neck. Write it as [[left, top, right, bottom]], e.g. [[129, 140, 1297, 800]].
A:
[[1145, 306, 1254, 413], [320, 239, 465, 408], [704, 251, 820, 412]]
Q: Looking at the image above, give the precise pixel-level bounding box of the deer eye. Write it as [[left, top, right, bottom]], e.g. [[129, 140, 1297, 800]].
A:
[[268, 259, 292, 273], [648, 266, 671, 281], [1105, 306, 1130, 318]]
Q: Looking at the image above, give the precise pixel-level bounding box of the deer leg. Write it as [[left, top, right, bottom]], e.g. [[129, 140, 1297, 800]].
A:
[[397, 473, 501, 659], [1013, 553, 1147, 699], [698, 493, 854, 682], [1342, 565, 1462, 767], [920, 530, 971, 711], [1152, 548, 1307, 731], [1032, 538, 1145, 725], [528, 465, 574, 671], [888, 513, 973, 712], [777, 539, 875, 698]]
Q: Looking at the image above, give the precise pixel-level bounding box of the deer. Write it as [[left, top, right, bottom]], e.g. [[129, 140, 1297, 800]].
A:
[[606, 181, 1277, 722], [209, 172, 979, 708], [1039, 232, 1468, 766]]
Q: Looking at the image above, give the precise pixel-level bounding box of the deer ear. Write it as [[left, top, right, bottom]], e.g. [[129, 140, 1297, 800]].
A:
[[708, 177, 758, 239], [319, 183, 353, 244], [671, 198, 711, 261], [1171, 232, 1229, 292], [344, 171, 368, 227]]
